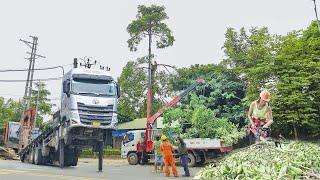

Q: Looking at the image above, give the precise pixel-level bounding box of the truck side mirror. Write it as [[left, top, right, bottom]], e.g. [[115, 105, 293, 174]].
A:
[[63, 80, 70, 97], [116, 83, 120, 98]]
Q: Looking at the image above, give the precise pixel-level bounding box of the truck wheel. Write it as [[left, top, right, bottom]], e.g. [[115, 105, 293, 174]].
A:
[[197, 156, 205, 166], [71, 155, 78, 166], [34, 146, 43, 165], [188, 152, 196, 167], [30, 149, 35, 164], [127, 153, 138, 165], [20, 154, 26, 163]]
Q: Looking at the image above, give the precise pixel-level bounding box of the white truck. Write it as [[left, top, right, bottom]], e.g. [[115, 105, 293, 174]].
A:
[[18, 59, 120, 171], [121, 130, 232, 167], [121, 79, 232, 167]]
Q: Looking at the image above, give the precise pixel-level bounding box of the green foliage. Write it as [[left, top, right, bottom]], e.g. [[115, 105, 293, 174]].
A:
[[118, 60, 174, 122], [221, 21, 320, 138], [118, 61, 147, 122], [195, 142, 320, 179], [127, 5, 174, 52], [222, 26, 278, 102], [0, 82, 52, 143], [80, 147, 121, 158], [272, 22, 320, 138], [163, 104, 246, 145], [0, 98, 23, 145], [122, 4, 175, 122], [30, 82, 52, 130], [171, 64, 247, 125]]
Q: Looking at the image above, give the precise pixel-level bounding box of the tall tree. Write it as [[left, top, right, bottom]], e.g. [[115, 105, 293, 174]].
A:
[[29, 81, 52, 130], [117, 61, 147, 122], [117, 60, 174, 122], [221, 27, 278, 101], [221, 22, 320, 139], [273, 22, 320, 139], [127, 4, 175, 118]]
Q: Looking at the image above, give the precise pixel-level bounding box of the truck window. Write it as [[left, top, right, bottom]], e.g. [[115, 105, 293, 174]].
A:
[[71, 78, 116, 97], [123, 133, 134, 144]]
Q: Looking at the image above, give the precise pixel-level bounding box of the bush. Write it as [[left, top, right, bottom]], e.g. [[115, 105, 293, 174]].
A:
[[194, 141, 320, 179], [80, 147, 121, 158]]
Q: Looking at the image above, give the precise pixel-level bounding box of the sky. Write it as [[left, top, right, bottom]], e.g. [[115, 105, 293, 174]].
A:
[[0, 0, 318, 112]]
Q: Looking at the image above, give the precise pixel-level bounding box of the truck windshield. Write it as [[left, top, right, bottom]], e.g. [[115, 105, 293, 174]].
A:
[[72, 78, 116, 97]]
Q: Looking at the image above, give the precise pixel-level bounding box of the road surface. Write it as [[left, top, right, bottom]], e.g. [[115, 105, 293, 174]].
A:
[[0, 158, 201, 180]]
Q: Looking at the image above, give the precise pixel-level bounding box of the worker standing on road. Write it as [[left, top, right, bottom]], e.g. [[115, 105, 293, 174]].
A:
[[160, 135, 178, 177], [247, 89, 273, 144], [136, 138, 145, 164], [153, 136, 164, 173], [176, 137, 190, 177]]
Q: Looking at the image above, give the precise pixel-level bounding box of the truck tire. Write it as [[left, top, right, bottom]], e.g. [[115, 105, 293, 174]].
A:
[[20, 154, 26, 163], [188, 152, 196, 167], [64, 156, 73, 167], [127, 153, 138, 165], [34, 146, 43, 165], [30, 149, 35, 164], [197, 156, 205, 166], [71, 155, 78, 166]]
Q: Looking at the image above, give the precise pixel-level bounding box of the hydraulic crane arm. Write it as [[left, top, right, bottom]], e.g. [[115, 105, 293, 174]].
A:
[[145, 78, 205, 152], [147, 78, 206, 126]]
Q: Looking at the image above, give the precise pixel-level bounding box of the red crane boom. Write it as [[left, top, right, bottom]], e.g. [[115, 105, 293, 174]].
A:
[[145, 78, 205, 152]]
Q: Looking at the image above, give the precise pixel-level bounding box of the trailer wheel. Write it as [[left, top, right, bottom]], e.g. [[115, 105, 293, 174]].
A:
[[127, 153, 138, 165], [34, 146, 43, 165], [71, 155, 78, 166], [30, 149, 35, 164], [188, 152, 196, 167], [20, 154, 26, 163]]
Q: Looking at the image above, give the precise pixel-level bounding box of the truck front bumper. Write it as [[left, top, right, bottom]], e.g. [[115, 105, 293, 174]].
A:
[[64, 125, 114, 148]]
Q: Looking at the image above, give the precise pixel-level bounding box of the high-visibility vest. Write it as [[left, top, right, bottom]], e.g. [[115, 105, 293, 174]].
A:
[[252, 101, 268, 120]]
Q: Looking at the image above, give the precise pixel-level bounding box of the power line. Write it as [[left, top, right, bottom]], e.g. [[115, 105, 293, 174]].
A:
[[0, 77, 62, 82], [0, 64, 72, 73]]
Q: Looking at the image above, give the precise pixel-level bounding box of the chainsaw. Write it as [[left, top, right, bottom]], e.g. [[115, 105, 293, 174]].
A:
[[250, 126, 271, 141]]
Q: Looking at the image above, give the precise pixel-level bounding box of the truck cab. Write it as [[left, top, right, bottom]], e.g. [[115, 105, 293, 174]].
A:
[[60, 68, 120, 147], [121, 130, 145, 159]]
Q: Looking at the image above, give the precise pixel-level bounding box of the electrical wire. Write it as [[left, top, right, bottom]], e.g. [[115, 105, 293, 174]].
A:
[[0, 64, 72, 73], [0, 77, 62, 82]]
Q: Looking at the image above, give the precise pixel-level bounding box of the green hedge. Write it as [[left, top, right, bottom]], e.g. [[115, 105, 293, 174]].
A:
[[80, 147, 121, 158]]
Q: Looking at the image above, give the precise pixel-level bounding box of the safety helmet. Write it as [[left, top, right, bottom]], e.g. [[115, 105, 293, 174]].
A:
[[161, 135, 167, 141], [260, 89, 271, 102]]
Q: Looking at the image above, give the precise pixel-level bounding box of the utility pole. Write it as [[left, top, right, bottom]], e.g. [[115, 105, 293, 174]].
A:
[[35, 80, 41, 124], [18, 36, 45, 150]]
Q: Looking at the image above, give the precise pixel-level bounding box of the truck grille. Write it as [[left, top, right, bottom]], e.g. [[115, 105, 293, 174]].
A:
[[77, 103, 113, 126]]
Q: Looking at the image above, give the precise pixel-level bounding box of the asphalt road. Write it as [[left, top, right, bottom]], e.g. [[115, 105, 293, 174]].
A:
[[0, 158, 201, 180]]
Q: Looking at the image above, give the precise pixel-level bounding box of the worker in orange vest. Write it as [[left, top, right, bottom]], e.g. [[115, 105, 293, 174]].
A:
[[160, 135, 178, 177], [247, 89, 273, 144]]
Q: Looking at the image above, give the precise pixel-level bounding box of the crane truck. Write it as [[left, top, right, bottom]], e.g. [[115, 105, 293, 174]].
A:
[[121, 79, 232, 167], [17, 59, 120, 171]]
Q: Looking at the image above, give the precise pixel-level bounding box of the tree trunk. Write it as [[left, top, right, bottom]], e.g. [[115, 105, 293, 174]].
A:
[[293, 123, 298, 140], [147, 21, 152, 119]]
